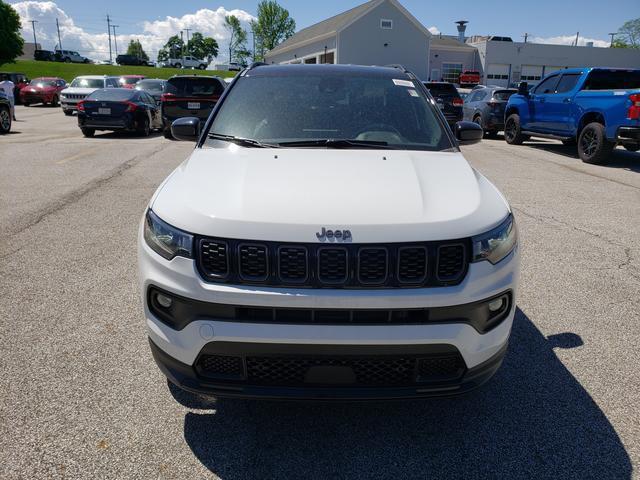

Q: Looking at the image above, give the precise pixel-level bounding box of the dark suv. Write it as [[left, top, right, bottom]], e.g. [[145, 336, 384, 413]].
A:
[[116, 54, 149, 66], [463, 86, 517, 137], [161, 75, 225, 139], [423, 82, 463, 128]]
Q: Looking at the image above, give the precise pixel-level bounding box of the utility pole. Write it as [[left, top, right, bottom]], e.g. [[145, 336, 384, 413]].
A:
[[184, 28, 192, 56], [30, 20, 38, 48], [574, 31, 579, 46], [608, 32, 616, 47], [523, 33, 528, 43], [107, 14, 112, 64], [251, 30, 256, 61], [56, 18, 63, 50], [112, 25, 119, 56], [180, 30, 184, 62]]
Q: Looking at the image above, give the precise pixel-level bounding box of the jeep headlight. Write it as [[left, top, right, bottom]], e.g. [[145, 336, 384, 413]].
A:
[[472, 214, 517, 264], [143, 210, 193, 260]]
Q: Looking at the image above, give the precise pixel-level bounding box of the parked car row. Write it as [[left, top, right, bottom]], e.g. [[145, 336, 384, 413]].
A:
[[48, 72, 227, 138], [34, 49, 91, 64]]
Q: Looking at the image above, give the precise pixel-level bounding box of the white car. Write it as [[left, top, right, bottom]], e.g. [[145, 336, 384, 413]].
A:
[[165, 56, 208, 70], [139, 64, 519, 400], [59, 75, 120, 115]]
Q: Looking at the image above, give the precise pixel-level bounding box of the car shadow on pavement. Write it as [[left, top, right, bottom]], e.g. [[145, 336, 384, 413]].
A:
[[526, 143, 640, 173], [175, 308, 632, 479], [87, 130, 163, 140]]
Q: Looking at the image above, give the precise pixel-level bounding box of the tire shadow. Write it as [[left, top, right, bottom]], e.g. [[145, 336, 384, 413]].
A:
[[526, 143, 640, 172], [176, 308, 631, 479]]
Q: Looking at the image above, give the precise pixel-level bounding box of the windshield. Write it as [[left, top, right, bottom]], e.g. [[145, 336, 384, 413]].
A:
[[206, 71, 452, 151], [493, 90, 516, 101], [30, 78, 56, 87], [70, 78, 104, 88], [136, 80, 164, 92], [120, 77, 141, 85], [166, 77, 224, 97], [86, 89, 136, 101]]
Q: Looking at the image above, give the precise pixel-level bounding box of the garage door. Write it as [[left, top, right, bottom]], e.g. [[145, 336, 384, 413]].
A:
[[544, 66, 564, 76], [486, 64, 510, 87], [521, 65, 543, 82]]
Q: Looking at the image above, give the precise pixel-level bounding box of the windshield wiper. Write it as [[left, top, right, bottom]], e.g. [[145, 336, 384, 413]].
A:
[[208, 133, 279, 148], [277, 138, 393, 149]]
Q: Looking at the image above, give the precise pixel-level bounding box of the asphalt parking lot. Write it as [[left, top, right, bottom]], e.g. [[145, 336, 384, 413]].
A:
[[1, 105, 639, 479]]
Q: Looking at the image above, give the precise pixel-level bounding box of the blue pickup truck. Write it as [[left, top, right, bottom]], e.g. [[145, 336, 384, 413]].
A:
[[504, 67, 640, 164]]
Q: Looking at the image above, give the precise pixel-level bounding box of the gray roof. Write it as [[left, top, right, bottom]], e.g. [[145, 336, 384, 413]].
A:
[[431, 36, 476, 50], [267, 0, 379, 55]]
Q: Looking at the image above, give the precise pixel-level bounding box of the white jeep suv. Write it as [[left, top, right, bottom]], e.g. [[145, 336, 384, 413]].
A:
[[139, 64, 519, 400], [60, 75, 119, 115]]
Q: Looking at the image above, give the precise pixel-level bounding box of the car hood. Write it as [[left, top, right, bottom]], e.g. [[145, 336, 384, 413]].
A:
[[151, 146, 511, 243], [23, 85, 55, 92], [61, 87, 98, 95]]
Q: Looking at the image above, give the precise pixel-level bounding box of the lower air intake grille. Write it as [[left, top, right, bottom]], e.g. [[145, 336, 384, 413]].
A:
[[197, 355, 244, 379]]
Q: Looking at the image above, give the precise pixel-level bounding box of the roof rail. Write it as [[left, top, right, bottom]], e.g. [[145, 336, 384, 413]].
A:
[[385, 64, 409, 73]]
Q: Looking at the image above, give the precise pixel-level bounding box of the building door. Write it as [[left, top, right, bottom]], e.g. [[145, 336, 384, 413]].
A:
[[521, 65, 543, 87], [430, 68, 440, 82], [487, 64, 510, 87]]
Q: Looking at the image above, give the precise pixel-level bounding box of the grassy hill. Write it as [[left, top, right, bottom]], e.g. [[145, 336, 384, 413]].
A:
[[0, 60, 236, 82]]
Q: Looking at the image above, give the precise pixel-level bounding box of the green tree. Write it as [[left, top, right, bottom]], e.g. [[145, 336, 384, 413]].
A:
[[126, 39, 149, 61], [186, 32, 219, 62], [0, 1, 24, 65], [617, 18, 640, 48], [157, 35, 184, 62], [225, 15, 248, 64], [250, 1, 295, 60], [611, 38, 630, 48]]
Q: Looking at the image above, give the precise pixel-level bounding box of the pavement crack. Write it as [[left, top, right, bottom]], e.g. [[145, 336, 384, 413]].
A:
[[1, 144, 165, 244]]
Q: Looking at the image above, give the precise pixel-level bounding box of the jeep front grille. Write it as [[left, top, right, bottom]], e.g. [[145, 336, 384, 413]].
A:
[[196, 237, 468, 288]]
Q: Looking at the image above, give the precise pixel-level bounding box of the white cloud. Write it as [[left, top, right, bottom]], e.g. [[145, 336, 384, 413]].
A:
[[428, 26, 440, 35], [10, 1, 255, 62], [530, 34, 609, 48]]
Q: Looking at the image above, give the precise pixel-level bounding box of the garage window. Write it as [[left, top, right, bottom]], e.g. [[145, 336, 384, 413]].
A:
[[380, 19, 393, 29], [441, 63, 463, 84]]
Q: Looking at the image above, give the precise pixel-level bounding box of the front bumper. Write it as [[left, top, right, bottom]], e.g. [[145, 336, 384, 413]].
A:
[[151, 337, 508, 400], [139, 221, 519, 399]]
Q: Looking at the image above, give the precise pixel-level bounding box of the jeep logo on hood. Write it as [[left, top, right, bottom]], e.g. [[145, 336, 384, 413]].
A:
[[316, 227, 352, 242]]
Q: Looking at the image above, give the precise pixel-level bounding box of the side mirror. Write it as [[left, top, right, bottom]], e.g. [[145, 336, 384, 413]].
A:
[[454, 121, 483, 145], [518, 82, 529, 96], [171, 117, 200, 141]]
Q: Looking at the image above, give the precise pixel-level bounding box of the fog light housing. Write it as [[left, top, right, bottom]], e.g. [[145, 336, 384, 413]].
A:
[[488, 297, 504, 312], [156, 293, 173, 308]]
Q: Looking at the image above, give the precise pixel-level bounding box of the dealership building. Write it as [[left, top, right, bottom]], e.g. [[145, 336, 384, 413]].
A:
[[265, 0, 640, 85]]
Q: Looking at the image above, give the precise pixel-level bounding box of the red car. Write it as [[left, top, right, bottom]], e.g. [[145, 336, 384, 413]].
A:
[[118, 75, 146, 89], [20, 77, 68, 106], [459, 70, 481, 86]]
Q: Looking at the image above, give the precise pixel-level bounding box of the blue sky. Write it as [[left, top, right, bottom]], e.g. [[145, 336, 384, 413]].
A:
[[9, 0, 638, 61]]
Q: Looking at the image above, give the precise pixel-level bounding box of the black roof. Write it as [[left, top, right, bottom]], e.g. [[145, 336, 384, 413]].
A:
[[248, 63, 412, 79]]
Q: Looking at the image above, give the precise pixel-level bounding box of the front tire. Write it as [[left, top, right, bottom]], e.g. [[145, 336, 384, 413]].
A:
[[174, 63, 182, 69], [504, 114, 526, 145], [0, 106, 11, 133], [624, 144, 639, 152], [199, 64, 206, 70], [81, 127, 95, 137], [63, 109, 73, 116], [51, 95, 59, 107], [163, 127, 173, 139], [578, 122, 614, 165]]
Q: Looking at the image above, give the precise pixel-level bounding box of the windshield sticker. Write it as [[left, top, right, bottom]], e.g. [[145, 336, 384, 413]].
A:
[[393, 79, 414, 87], [408, 89, 419, 97]]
